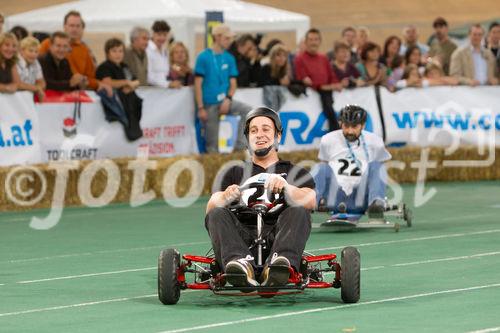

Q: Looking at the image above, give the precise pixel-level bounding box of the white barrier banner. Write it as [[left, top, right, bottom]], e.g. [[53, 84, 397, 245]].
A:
[[380, 86, 500, 147], [0, 92, 40, 166], [37, 87, 198, 162], [235, 87, 381, 152]]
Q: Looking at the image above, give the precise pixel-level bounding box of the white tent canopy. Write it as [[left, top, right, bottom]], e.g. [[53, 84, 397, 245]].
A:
[[6, 0, 310, 59]]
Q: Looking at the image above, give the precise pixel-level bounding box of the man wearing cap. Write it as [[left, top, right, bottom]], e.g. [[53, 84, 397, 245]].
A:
[[428, 17, 457, 75], [312, 105, 391, 218], [194, 23, 252, 153], [205, 107, 316, 289]]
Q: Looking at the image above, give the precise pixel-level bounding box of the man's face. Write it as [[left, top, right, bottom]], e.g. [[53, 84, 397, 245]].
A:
[[305, 32, 321, 54], [50, 36, 70, 60], [238, 40, 254, 57], [133, 32, 149, 51], [470, 26, 484, 47], [434, 24, 448, 40], [405, 26, 418, 44], [248, 116, 279, 154], [64, 15, 84, 41], [489, 26, 500, 45], [214, 34, 233, 50], [342, 30, 356, 47], [152, 31, 169, 48], [342, 123, 363, 142]]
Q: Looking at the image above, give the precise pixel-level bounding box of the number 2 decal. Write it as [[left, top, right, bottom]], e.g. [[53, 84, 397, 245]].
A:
[[337, 159, 361, 177]]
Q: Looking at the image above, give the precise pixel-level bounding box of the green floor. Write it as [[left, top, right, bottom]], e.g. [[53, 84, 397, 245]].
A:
[[1, 181, 500, 333]]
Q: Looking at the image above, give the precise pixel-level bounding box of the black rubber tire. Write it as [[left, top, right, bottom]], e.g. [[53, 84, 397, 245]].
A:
[[404, 206, 413, 227], [340, 246, 360, 303], [158, 248, 181, 305]]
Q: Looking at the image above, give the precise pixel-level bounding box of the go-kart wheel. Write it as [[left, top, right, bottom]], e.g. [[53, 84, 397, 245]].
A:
[[158, 248, 181, 305], [340, 247, 360, 303], [404, 206, 412, 227]]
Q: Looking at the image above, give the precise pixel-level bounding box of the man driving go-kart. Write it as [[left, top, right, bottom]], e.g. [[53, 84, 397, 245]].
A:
[[312, 105, 392, 219], [205, 107, 316, 289]]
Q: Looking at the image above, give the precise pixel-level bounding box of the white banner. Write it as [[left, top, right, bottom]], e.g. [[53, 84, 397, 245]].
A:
[[380, 86, 500, 147], [0, 92, 41, 166], [235, 87, 382, 152], [37, 87, 198, 162]]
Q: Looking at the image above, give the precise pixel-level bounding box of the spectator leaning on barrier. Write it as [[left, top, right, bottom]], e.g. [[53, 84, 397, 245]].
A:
[[229, 34, 261, 88], [0, 32, 20, 93], [194, 23, 252, 153], [356, 42, 388, 87], [146, 20, 181, 89], [17, 36, 46, 100], [450, 24, 498, 86], [294, 28, 343, 132], [380, 35, 403, 75], [167, 41, 194, 86], [428, 17, 457, 75], [331, 41, 362, 88], [258, 43, 290, 111], [404, 45, 426, 75], [39, 31, 87, 91], [124, 26, 150, 86], [327, 26, 359, 65], [39, 11, 111, 95], [96, 38, 143, 141]]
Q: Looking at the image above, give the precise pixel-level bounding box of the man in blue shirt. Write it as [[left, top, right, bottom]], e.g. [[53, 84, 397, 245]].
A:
[[194, 24, 252, 153]]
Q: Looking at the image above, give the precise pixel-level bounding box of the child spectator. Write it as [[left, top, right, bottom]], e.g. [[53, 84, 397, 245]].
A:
[[96, 38, 143, 141], [17, 36, 46, 100]]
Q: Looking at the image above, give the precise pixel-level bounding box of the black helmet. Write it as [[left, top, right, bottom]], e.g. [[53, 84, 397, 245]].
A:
[[244, 107, 283, 138], [339, 105, 367, 125]]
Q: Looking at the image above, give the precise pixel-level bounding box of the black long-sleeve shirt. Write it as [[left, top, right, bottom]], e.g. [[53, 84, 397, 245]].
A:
[[39, 52, 75, 91]]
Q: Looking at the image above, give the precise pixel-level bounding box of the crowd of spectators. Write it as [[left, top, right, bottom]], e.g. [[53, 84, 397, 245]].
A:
[[1, 10, 500, 146]]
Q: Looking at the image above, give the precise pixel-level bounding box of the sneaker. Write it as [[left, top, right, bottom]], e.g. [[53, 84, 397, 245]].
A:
[[225, 257, 258, 288], [260, 253, 291, 287], [367, 200, 385, 219]]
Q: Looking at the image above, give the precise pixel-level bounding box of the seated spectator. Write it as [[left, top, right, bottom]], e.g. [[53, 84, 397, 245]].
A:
[[428, 17, 457, 75], [331, 41, 362, 88], [294, 28, 343, 131], [0, 32, 20, 93], [258, 44, 290, 110], [356, 42, 388, 86], [424, 62, 459, 86], [39, 10, 110, 95], [380, 35, 403, 75], [16, 36, 46, 100], [404, 45, 426, 75], [96, 38, 143, 141], [450, 24, 498, 86], [147, 20, 181, 88], [123, 26, 150, 86], [167, 41, 194, 86], [400, 25, 429, 57], [229, 34, 261, 87], [39, 31, 87, 91], [10, 26, 28, 42]]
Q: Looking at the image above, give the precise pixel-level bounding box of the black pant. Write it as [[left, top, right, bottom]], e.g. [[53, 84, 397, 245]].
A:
[[318, 89, 339, 132], [205, 206, 311, 271]]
